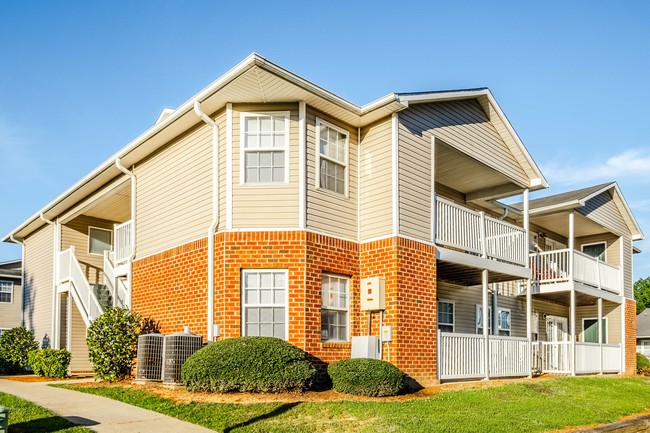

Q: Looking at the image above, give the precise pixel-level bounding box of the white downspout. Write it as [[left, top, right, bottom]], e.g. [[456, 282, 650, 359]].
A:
[[10, 235, 25, 328], [193, 100, 220, 342], [39, 213, 58, 349], [115, 157, 137, 308]]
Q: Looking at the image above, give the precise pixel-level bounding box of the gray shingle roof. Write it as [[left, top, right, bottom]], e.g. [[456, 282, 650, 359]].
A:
[[637, 308, 650, 338], [511, 182, 614, 211]]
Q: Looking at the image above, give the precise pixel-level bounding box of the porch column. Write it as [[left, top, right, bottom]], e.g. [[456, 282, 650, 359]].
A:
[[598, 297, 603, 374], [54, 293, 61, 349], [569, 211, 576, 376], [482, 269, 490, 380], [524, 188, 532, 378]]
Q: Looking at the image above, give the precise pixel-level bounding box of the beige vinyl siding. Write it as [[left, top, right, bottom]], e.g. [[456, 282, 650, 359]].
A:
[[359, 117, 393, 241], [575, 303, 622, 344], [306, 107, 358, 239], [398, 116, 431, 241], [399, 100, 529, 188], [0, 277, 22, 330], [579, 191, 628, 236], [135, 111, 224, 258], [23, 225, 54, 348], [575, 233, 620, 266], [61, 215, 116, 285], [623, 236, 633, 299], [232, 103, 299, 228], [69, 298, 91, 372]]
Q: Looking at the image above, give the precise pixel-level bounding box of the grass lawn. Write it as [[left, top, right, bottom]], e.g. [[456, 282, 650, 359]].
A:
[[58, 377, 650, 433], [0, 392, 88, 433]]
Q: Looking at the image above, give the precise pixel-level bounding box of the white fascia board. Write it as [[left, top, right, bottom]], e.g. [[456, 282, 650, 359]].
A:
[[0, 259, 21, 265]]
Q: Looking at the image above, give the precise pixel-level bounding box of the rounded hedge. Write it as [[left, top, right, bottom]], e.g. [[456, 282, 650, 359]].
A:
[[0, 327, 38, 374], [181, 337, 316, 393], [28, 349, 71, 378], [637, 352, 650, 371], [328, 358, 405, 397]]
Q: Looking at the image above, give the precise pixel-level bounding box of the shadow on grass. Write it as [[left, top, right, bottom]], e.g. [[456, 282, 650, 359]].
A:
[[8, 415, 93, 432], [224, 402, 300, 433]]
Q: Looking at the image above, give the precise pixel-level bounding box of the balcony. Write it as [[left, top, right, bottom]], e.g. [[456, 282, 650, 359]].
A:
[[434, 196, 528, 269], [530, 248, 621, 295]]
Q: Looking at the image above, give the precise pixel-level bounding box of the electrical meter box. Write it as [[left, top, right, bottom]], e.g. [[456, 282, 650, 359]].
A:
[[351, 336, 380, 359], [360, 277, 385, 311], [380, 326, 392, 342]]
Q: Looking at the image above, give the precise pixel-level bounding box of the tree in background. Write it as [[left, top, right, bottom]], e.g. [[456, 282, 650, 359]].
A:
[[634, 277, 650, 314]]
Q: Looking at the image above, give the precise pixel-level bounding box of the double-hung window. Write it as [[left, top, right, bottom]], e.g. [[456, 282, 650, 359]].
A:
[[476, 305, 511, 336], [321, 274, 349, 341], [0, 280, 12, 303], [316, 119, 348, 196], [437, 300, 454, 332], [241, 112, 289, 184], [242, 270, 287, 339]]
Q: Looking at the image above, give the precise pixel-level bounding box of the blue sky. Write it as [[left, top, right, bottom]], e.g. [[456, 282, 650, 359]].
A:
[[1, 1, 649, 279]]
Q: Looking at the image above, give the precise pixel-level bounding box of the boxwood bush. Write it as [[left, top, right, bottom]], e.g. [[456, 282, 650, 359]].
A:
[[328, 358, 405, 397], [0, 327, 39, 374], [637, 352, 650, 373], [181, 337, 316, 393], [28, 349, 71, 378]]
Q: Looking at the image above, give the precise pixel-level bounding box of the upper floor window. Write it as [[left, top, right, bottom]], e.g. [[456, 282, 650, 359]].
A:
[[241, 112, 289, 184], [321, 274, 349, 342], [0, 280, 12, 303], [316, 118, 348, 196], [582, 242, 606, 261], [88, 227, 112, 256]]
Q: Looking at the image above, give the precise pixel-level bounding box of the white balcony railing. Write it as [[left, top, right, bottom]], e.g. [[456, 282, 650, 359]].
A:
[[533, 341, 621, 374], [435, 196, 527, 266], [114, 220, 133, 264], [530, 249, 621, 294]]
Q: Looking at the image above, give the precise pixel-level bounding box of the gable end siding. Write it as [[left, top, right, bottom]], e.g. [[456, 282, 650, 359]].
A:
[[578, 191, 628, 236]]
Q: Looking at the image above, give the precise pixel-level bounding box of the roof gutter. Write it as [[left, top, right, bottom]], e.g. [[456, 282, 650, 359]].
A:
[[193, 100, 220, 343], [9, 235, 25, 327]]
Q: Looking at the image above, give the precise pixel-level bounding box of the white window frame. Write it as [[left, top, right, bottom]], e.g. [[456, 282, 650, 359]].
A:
[[321, 273, 350, 342], [88, 226, 113, 256], [582, 317, 608, 343], [497, 308, 512, 336], [437, 300, 455, 333], [241, 269, 289, 340], [581, 241, 607, 261], [239, 111, 290, 185], [0, 280, 13, 303], [476, 305, 511, 336], [315, 118, 349, 197]]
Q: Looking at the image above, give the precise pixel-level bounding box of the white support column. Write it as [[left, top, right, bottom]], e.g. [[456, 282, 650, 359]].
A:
[[568, 211, 576, 376], [431, 136, 436, 243], [621, 298, 626, 374], [598, 297, 603, 374], [391, 113, 399, 236], [492, 285, 498, 336], [225, 103, 233, 230], [482, 269, 490, 380], [523, 189, 532, 377], [298, 101, 306, 230]]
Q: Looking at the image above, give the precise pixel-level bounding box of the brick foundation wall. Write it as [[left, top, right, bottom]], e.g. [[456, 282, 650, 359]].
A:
[[625, 298, 637, 374]]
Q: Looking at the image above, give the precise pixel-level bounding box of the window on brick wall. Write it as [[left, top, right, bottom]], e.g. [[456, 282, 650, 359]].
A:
[[321, 273, 349, 342], [241, 270, 287, 340]]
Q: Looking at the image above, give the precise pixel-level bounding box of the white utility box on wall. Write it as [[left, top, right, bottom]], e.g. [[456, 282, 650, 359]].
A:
[[351, 336, 381, 359], [360, 277, 385, 311]]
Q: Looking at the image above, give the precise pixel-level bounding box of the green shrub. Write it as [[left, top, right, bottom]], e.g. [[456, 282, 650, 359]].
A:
[[328, 358, 405, 397], [0, 327, 39, 374], [87, 307, 141, 381], [181, 337, 316, 393], [637, 353, 650, 371], [28, 349, 71, 378]]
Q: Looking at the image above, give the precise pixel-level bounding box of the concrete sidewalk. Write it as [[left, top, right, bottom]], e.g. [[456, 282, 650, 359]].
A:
[[0, 378, 214, 432]]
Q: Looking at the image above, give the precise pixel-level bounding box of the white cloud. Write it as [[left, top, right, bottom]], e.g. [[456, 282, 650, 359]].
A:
[[541, 149, 650, 186]]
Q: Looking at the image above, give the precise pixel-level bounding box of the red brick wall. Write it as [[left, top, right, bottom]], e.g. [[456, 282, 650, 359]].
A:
[[625, 298, 637, 374]]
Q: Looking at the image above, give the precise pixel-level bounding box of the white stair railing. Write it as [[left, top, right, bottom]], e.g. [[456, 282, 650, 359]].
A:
[[58, 247, 103, 327], [104, 250, 129, 308], [115, 278, 129, 309]]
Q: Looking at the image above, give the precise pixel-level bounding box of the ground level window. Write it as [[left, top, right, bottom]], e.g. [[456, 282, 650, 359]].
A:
[[242, 270, 287, 340], [476, 305, 511, 336], [321, 274, 349, 341], [583, 318, 607, 343], [497, 309, 511, 336], [0, 280, 12, 303], [437, 300, 454, 332]]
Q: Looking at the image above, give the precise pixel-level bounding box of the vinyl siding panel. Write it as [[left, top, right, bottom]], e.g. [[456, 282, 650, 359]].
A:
[[398, 117, 431, 241], [579, 191, 628, 236], [0, 277, 22, 330], [575, 303, 622, 344], [306, 107, 358, 239], [399, 100, 529, 188], [136, 111, 224, 258], [23, 225, 54, 348], [359, 117, 393, 240], [61, 215, 116, 285], [69, 298, 91, 371], [232, 104, 300, 228]]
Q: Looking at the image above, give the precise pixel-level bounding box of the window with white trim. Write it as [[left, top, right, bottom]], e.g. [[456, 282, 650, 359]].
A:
[[321, 274, 349, 341], [316, 119, 348, 195], [476, 305, 492, 334], [582, 242, 606, 261], [0, 281, 12, 303], [476, 305, 511, 336], [242, 270, 287, 339], [88, 227, 112, 255], [241, 112, 289, 184], [437, 300, 454, 332]]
